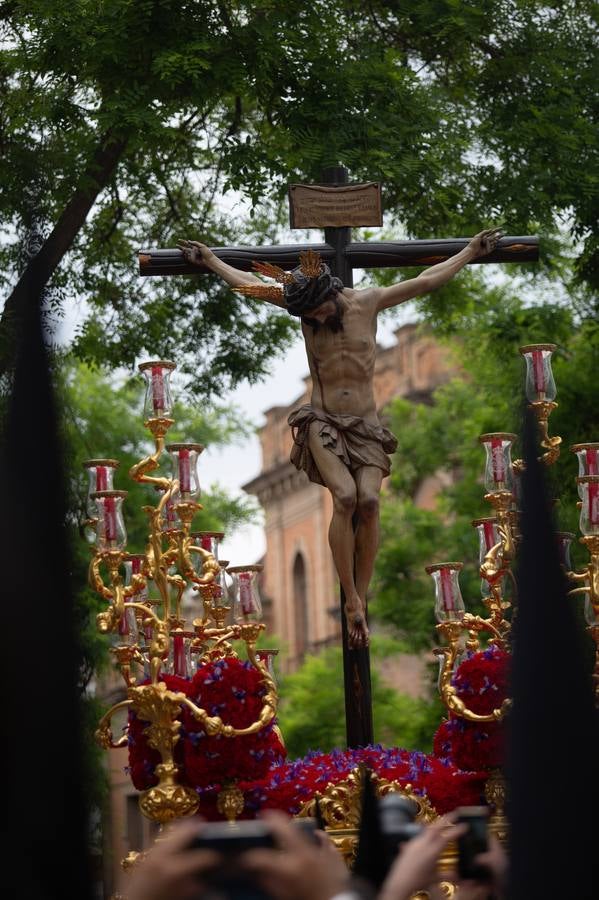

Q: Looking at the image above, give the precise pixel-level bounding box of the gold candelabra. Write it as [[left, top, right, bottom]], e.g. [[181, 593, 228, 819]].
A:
[[427, 344, 563, 841], [567, 442, 599, 702], [86, 360, 278, 825], [518, 343, 561, 466]]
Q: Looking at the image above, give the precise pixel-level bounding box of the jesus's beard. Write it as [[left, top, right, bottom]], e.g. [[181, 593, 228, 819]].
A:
[[302, 303, 344, 334]]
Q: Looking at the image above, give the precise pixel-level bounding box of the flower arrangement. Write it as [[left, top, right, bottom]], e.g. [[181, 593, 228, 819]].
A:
[[187, 745, 488, 821], [433, 646, 510, 772], [127, 649, 509, 821], [245, 746, 487, 816], [183, 658, 286, 786], [127, 661, 286, 792]]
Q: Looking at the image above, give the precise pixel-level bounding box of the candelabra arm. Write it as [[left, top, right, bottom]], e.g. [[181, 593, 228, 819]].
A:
[[480, 540, 509, 586], [181, 631, 278, 738], [124, 601, 161, 625], [568, 569, 599, 606], [463, 613, 506, 646], [203, 629, 239, 654], [483, 493, 515, 564], [498, 520, 515, 564], [445, 688, 510, 723], [129, 427, 171, 490], [123, 573, 147, 599], [89, 553, 115, 600], [437, 619, 509, 722], [97, 579, 127, 634], [95, 699, 134, 748], [167, 573, 186, 619], [184, 542, 220, 586], [530, 400, 561, 466], [150, 620, 171, 684], [180, 691, 277, 738], [144, 485, 180, 616], [567, 570, 589, 584]]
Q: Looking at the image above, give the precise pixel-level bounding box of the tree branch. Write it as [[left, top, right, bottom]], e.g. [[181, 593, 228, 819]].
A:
[[0, 127, 128, 373]]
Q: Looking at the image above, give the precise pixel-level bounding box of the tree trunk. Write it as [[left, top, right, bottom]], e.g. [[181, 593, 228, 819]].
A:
[[0, 128, 128, 373]]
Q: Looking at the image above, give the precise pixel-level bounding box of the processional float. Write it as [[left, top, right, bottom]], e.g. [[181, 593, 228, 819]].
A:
[[85, 343, 598, 890]]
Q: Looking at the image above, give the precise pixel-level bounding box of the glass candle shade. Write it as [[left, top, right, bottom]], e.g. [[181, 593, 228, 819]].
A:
[[166, 443, 203, 500], [155, 486, 182, 533], [555, 532, 575, 570], [479, 433, 516, 494], [425, 562, 465, 623], [577, 476, 599, 536], [141, 607, 155, 644], [512, 465, 523, 510], [519, 344, 557, 402], [472, 517, 500, 565], [198, 559, 230, 608], [571, 444, 599, 499], [124, 553, 148, 603], [192, 531, 225, 560], [213, 559, 231, 608], [228, 565, 264, 623], [257, 649, 279, 684], [83, 459, 119, 518], [139, 360, 176, 419], [472, 517, 501, 594], [169, 630, 190, 679], [91, 490, 128, 550], [117, 606, 139, 646], [584, 593, 598, 626]]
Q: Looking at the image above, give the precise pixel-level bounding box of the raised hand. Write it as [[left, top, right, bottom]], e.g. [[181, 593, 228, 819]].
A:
[[379, 814, 467, 900], [468, 227, 504, 258], [125, 818, 221, 900], [242, 811, 350, 900], [177, 239, 215, 267]]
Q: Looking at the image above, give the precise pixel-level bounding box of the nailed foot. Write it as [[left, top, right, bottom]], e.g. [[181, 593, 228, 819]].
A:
[[344, 596, 370, 649]]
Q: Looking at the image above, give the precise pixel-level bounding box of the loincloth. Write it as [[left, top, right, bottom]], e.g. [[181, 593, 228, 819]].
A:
[[287, 404, 398, 487]]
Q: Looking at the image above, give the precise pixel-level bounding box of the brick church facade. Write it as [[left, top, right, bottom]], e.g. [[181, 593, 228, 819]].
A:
[[243, 323, 456, 671]]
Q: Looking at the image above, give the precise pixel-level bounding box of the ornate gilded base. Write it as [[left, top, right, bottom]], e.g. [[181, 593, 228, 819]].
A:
[[217, 781, 245, 823], [139, 781, 199, 824], [485, 768, 508, 844]]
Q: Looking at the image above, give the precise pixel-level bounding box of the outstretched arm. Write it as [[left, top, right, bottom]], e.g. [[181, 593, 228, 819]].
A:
[[178, 240, 286, 309], [375, 228, 503, 312]]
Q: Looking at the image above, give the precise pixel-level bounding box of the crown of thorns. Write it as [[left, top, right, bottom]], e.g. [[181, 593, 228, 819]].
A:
[[234, 250, 343, 316]]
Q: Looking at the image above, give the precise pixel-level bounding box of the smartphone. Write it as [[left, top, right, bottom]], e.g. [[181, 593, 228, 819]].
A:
[[456, 806, 490, 881]]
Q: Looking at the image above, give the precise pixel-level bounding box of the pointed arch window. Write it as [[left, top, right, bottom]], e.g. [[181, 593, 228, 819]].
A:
[[292, 552, 309, 662]]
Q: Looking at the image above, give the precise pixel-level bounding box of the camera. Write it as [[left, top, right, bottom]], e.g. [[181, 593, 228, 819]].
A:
[[190, 819, 275, 855], [189, 817, 320, 899], [455, 806, 490, 881], [379, 794, 423, 860]]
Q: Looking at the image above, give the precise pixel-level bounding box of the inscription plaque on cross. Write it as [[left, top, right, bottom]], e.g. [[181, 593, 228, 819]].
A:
[[139, 166, 538, 748]]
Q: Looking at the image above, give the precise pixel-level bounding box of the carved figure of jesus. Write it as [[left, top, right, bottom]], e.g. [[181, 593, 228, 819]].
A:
[[179, 228, 502, 648]]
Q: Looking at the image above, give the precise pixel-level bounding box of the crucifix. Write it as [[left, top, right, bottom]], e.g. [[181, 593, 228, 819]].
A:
[[139, 165, 538, 748]]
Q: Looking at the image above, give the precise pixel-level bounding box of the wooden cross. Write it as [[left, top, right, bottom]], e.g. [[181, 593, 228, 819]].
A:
[[139, 166, 538, 748]]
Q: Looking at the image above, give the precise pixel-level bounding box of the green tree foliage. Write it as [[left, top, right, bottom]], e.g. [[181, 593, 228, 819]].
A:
[[277, 639, 442, 758], [372, 277, 599, 651], [1, 2, 597, 387]]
